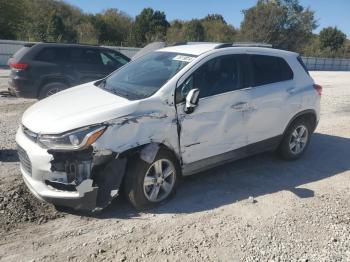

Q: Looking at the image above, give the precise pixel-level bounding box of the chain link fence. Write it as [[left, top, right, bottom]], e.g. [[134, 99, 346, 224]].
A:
[[301, 56, 350, 71], [1, 40, 350, 71]]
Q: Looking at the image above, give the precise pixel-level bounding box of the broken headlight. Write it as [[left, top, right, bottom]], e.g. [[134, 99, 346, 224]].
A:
[[38, 125, 107, 150]]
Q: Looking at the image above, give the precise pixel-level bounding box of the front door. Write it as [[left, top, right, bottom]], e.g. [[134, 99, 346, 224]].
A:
[[68, 47, 107, 84], [176, 54, 250, 168]]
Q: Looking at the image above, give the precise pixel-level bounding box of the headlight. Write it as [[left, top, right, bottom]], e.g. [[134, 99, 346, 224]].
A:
[[38, 125, 107, 150]]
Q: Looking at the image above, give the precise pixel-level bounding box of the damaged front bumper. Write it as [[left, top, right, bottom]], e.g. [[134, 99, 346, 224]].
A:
[[16, 127, 126, 211]]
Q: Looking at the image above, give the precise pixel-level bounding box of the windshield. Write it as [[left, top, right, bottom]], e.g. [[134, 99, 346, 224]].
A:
[[99, 51, 196, 100]]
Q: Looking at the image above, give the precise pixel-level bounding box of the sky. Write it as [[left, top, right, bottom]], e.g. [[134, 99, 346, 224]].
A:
[[65, 0, 350, 37]]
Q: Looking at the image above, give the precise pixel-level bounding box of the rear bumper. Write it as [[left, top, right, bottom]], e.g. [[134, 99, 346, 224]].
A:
[[8, 75, 38, 98]]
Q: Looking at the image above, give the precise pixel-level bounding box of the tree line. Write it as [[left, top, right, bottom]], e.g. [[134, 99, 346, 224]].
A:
[[0, 0, 349, 58]]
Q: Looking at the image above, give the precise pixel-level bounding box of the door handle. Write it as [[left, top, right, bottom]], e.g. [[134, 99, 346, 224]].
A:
[[231, 102, 248, 110], [287, 87, 296, 94]]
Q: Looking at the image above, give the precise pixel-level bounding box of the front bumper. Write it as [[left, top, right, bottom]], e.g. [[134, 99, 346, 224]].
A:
[[16, 127, 100, 210]]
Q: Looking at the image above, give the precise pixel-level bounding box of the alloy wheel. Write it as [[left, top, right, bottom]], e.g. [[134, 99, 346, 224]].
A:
[[143, 159, 176, 202], [289, 125, 308, 154]]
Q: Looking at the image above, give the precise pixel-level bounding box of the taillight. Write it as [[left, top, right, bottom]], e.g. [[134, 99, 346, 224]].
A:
[[313, 84, 322, 96], [9, 59, 29, 70]]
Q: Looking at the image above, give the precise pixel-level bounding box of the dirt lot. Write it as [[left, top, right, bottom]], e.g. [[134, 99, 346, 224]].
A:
[[0, 71, 349, 261]]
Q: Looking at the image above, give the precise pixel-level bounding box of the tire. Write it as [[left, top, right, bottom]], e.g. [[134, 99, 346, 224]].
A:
[[123, 148, 180, 210], [39, 82, 68, 99], [278, 118, 312, 160]]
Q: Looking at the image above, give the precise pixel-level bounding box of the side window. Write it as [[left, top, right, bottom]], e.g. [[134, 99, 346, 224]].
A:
[[297, 56, 309, 75], [69, 48, 103, 65], [280, 58, 294, 80], [100, 52, 115, 66], [35, 48, 68, 62], [250, 55, 293, 86], [107, 51, 129, 65], [176, 55, 242, 103], [100, 51, 129, 67]]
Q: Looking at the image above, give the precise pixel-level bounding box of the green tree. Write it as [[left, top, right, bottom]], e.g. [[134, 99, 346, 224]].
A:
[[0, 0, 25, 39], [92, 9, 133, 45], [166, 20, 185, 44], [240, 0, 317, 51], [20, 0, 81, 42], [319, 27, 346, 52], [47, 14, 65, 41], [133, 8, 169, 46], [202, 14, 227, 24], [201, 14, 237, 42], [183, 19, 205, 41]]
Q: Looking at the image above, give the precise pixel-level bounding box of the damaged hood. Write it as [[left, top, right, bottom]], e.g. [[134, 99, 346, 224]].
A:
[[22, 82, 138, 134]]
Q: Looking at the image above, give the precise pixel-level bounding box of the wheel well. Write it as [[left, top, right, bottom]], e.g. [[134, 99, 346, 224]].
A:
[[120, 143, 180, 161], [119, 142, 182, 171], [287, 111, 318, 133], [37, 78, 69, 97]]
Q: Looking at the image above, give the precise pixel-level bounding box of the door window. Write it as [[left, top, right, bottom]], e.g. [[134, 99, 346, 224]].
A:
[[35, 47, 68, 62], [69, 48, 103, 65], [250, 55, 293, 87], [100, 51, 128, 68], [176, 55, 243, 103]]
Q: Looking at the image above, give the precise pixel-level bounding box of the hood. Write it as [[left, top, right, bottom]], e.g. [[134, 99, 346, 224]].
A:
[[22, 82, 138, 134]]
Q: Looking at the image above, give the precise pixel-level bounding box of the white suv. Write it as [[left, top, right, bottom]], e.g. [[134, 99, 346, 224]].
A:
[[16, 43, 321, 210]]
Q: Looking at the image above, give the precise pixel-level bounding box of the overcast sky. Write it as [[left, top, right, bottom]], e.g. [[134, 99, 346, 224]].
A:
[[65, 0, 350, 37]]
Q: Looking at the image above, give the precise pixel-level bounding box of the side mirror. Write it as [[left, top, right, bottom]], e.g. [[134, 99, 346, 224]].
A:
[[185, 88, 200, 114]]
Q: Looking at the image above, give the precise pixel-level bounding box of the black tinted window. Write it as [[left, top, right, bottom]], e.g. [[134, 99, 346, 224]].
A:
[[297, 56, 309, 75], [177, 55, 243, 102], [35, 48, 68, 62], [69, 48, 103, 65], [251, 55, 293, 86]]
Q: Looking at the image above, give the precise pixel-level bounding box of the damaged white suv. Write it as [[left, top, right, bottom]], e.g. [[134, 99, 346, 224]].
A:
[[16, 43, 321, 211]]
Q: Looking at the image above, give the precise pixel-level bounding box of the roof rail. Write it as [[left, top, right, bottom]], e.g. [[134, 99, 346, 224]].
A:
[[171, 41, 221, 46], [215, 42, 273, 49], [40, 41, 100, 47], [171, 41, 188, 46]]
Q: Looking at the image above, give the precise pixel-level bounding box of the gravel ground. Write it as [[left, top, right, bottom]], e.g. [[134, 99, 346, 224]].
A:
[[0, 71, 349, 261]]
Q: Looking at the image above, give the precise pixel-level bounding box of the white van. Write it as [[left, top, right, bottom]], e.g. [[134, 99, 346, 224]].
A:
[[16, 43, 321, 210]]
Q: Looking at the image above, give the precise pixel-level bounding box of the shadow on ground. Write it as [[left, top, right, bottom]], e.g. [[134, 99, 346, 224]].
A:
[[94, 133, 350, 219]]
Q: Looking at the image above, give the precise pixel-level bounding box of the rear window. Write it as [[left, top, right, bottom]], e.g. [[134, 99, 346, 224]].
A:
[[250, 55, 294, 86], [297, 56, 310, 75], [12, 46, 31, 60]]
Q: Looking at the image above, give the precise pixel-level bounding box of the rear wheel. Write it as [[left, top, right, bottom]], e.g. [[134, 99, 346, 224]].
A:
[[124, 148, 179, 210], [278, 119, 311, 160], [39, 82, 67, 99]]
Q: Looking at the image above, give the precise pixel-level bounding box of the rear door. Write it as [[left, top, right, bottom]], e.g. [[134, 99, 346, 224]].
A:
[[68, 47, 107, 84], [244, 54, 297, 145], [31, 47, 69, 84], [177, 54, 250, 166]]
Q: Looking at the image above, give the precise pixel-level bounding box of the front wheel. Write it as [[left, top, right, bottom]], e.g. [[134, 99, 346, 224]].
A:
[[278, 119, 311, 160], [123, 148, 179, 210]]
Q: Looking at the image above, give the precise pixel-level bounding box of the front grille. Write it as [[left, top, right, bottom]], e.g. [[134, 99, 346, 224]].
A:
[[22, 125, 38, 143], [17, 145, 32, 175]]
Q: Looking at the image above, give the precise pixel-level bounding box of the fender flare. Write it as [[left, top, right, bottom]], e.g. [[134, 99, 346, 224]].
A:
[[282, 109, 318, 137]]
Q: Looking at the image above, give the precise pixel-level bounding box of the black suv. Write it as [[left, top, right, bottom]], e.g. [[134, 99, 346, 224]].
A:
[[8, 43, 130, 99]]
